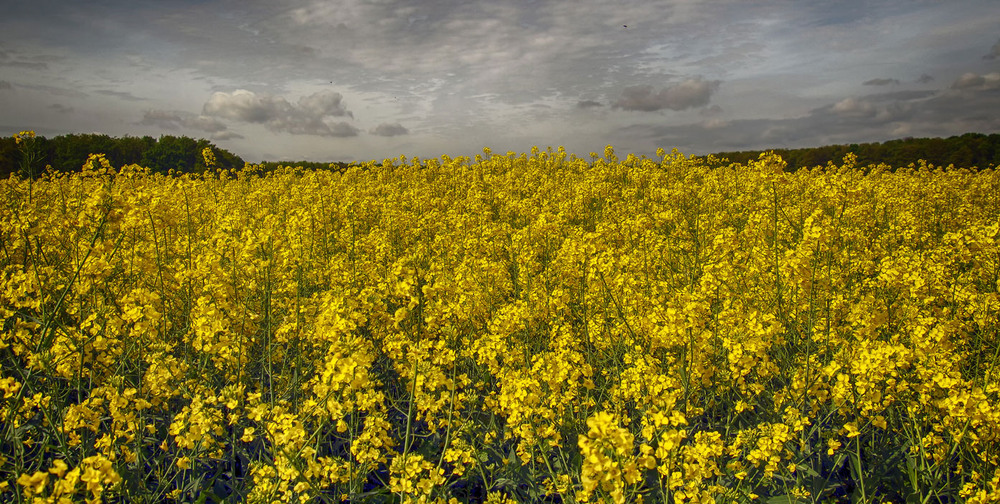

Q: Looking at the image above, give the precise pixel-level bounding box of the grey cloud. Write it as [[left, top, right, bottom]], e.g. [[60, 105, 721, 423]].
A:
[[262, 0, 739, 107], [96, 89, 145, 101], [612, 78, 720, 112], [3, 0, 999, 163], [140, 110, 229, 133], [0, 60, 48, 70], [0, 80, 11, 90], [266, 117, 359, 137], [370, 123, 409, 136], [951, 72, 1000, 90], [203, 90, 285, 123], [917, 74, 934, 84], [325, 122, 361, 137], [188, 115, 230, 133], [623, 86, 1000, 155], [125, 55, 152, 69], [48, 103, 74, 114], [984, 39, 1000, 60], [27, 84, 88, 99], [701, 118, 729, 129], [863, 78, 900, 86], [139, 110, 183, 130], [212, 131, 245, 141], [203, 89, 358, 137], [864, 90, 937, 102], [297, 90, 354, 119], [0, 50, 62, 70], [700, 104, 723, 116], [831, 97, 877, 118], [951, 73, 984, 89], [823, 93, 924, 124], [875, 101, 916, 123]]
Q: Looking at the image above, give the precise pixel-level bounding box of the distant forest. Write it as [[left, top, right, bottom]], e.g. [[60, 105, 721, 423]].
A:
[[0, 133, 246, 178], [703, 132, 1000, 171], [3, 131, 999, 178], [0, 132, 363, 178]]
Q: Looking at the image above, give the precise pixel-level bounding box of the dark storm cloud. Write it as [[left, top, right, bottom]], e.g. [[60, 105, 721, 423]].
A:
[[370, 123, 409, 137], [0, 80, 11, 90], [916, 74, 934, 84], [577, 100, 603, 109], [863, 78, 900, 86], [202, 89, 359, 137], [612, 78, 720, 112]]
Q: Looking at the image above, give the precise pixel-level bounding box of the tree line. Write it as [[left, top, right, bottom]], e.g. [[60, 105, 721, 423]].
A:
[[259, 160, 354, 172], [704, 132, 1000, 171], [0, 133, 245, 178], [4, 131, 1000, 178]]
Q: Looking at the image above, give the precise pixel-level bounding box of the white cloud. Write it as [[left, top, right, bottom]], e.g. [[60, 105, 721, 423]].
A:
[[202, 89, 358, 137]]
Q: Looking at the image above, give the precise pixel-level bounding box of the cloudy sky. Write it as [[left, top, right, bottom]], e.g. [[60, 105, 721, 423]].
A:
[[2, 0, 999, 162]]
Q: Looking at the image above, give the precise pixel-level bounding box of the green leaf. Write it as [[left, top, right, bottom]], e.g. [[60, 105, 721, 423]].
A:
[[797, 463, 820, 478], [767, 495, 804, 504]]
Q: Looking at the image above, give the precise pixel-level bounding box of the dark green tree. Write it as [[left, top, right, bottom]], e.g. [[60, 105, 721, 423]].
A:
[[115, 135, 156, 167], [52, 133, 116, 171], [141, 135, 199, 174], [0, 136, 17, 178]]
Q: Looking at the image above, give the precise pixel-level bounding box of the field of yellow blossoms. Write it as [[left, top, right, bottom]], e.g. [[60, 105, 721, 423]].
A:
[[2, 135, 999, 503]]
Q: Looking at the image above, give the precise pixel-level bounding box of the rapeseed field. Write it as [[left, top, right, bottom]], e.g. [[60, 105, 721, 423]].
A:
[[2, 135, 998, 503]]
